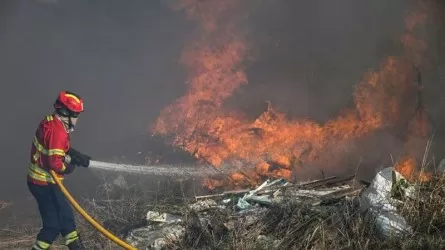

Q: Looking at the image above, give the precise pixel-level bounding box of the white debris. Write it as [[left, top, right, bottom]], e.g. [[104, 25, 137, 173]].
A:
[[236, 179, 273, 210], [245, 195, 275, 206], [287, 185, 351, 198], [359, 167, 413, 237], [128, 175, 363, 248], [188, 199, 219, 212], [126, 223, 185, 249], [236, 198, 252, 210], [222, 198, 231, 204], [235, 177, 355, 210], [146, 211, 182, 223], [438, 158, 445, 173]]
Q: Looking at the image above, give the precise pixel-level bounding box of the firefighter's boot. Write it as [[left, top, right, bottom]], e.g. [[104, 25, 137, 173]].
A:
[[67, 238, 86, 250], [31, 240, 51, 250]]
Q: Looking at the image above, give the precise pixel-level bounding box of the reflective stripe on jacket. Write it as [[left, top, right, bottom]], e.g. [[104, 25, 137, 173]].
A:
[[28, 115, 70, 185]]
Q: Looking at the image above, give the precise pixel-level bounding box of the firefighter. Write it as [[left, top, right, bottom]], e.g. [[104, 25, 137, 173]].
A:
[[28, 91, 91, 250]]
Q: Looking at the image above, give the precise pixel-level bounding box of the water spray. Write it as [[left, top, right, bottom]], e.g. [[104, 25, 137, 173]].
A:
[[88, 160, 220, 177]]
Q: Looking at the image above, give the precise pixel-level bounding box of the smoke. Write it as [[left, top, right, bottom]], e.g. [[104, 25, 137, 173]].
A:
[[154, 0, 442, 186], [0, 0, 443, 201], [232, 0, 410, 121], [0, 0, 191, 200], [245, 0, 444, 181]]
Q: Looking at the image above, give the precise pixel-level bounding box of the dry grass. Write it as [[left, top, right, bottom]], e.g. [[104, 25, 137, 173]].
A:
[[1, 181, 443, 250], [392, 175, 445, 248], [3, 160, 445, 249], [2, 188, 445, 250], [167, 199, 380, 250], [166, 188, 445, 250], [73, 142, 445, 250], [74, 176, 191, 249], [0, 175, 191, 249], [0, 224, 67, 250], [3, 177, 445, 250], [166, 143, 445, 250]]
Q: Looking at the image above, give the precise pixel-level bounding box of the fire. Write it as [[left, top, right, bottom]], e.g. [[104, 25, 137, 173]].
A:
[[202, 178, 224, 191], [395, 156, 431, 183], [231, 172, 245, 183], [153, 1, 434, 188]]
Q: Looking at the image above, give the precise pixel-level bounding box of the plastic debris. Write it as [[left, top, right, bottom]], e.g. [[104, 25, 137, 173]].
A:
[[359, 167, 413, 237], [146, 211, 182, 223]]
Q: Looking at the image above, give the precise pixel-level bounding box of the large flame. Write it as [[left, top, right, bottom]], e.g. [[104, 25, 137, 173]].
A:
[[153, 0, 433, 188]]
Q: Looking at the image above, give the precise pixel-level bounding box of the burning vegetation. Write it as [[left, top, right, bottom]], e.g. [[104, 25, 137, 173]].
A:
[[2, 1, 445, 249], [152, 0, 436, 189]]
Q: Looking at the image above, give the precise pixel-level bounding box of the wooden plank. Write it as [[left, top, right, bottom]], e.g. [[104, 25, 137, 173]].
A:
[[304, 175, 355, 188]]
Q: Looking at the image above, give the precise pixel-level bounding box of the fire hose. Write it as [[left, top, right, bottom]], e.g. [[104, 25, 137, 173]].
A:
[[49, 170, 137, 250], [47, 160, 219, 249]]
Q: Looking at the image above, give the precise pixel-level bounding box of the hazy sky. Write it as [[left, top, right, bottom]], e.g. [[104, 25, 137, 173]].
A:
[[0, 0, 191, 199]]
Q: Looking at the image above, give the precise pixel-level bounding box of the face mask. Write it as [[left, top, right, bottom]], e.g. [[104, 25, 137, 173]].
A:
[[67, 117, 76, 133], [67, 126, 75, 133], [60, 116, 75, 133]]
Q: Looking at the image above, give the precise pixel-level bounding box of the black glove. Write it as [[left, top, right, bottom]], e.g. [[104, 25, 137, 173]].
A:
[[66, 148, 81, 166], [67, 148, 91, 168], [80, 154, 91, 168], [64, 164, 76, 174]]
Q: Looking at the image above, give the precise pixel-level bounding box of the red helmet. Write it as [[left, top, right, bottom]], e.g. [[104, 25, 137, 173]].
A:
[[54, 91, 84, 117]]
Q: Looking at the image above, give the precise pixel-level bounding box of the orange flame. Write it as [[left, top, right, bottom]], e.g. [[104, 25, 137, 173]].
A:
[[202, 178, 224, 190], [154, 1, 433, 189], [395, 156, 431, 182]]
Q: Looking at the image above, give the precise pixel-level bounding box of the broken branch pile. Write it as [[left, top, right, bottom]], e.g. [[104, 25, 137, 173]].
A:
[[126, 175, 371, 249], [123, 168, 445, 249]]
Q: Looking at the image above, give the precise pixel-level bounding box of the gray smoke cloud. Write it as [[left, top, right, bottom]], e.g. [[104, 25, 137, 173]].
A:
[[234, 0, 410, 120], [229, 0, 445, 180], [0, 0, 443, 204], [0, 0, 191, 201]]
